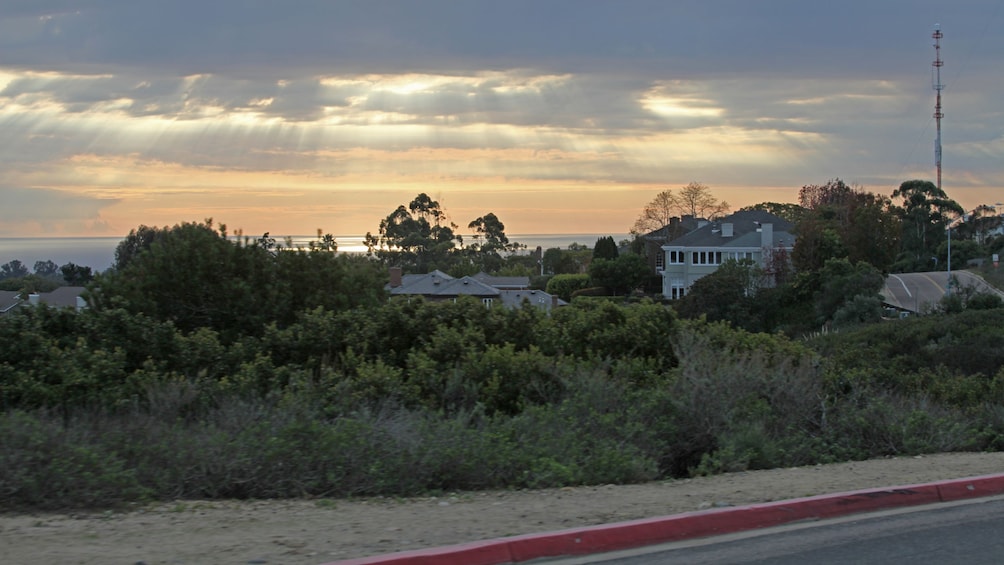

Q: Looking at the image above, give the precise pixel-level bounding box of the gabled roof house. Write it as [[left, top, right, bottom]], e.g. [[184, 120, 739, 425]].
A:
[[387, 268, 564, 312], [659, 210, 795, 299], [0, 286, 88, 315], [29, 286, 88, 310]]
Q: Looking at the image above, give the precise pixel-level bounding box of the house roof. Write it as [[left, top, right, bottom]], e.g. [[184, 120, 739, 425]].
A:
[[397, 269, 452, 290], [390, 271, 500, 297], [0, 291, 21, 314], [498, 289, 567, 310], [471, 272, 530, 289], [643, 215, 705, 242], [37, 286, 87, 308], [662, 210, 795, 249]]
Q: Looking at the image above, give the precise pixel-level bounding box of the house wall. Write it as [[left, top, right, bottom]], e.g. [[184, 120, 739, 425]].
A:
[[660, 247, 765, 298]]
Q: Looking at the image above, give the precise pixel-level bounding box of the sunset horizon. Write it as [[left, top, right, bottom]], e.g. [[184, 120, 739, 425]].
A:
[[3, 2, 1003, 238]]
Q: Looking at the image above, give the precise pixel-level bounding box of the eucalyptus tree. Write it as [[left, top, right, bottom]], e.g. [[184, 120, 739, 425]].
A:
[[467, 212, 523, 273], [367, 193, 462, 272], [891, 179, 963, 267], [0, 260, 29, 280]]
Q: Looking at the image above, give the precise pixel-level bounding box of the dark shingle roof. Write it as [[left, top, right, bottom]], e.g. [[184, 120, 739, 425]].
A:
[[471, 272, 529, 289], [37, 286, 87, 308], [0, 291, 22, 314], [390, 272, 499, 297], [664, 210, 795, 249]]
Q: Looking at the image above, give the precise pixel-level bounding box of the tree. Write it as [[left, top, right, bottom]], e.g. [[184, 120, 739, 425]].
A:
[[467, 212, 523, 273], [631, 190, 680, 235], [588, 254, 649, 295], [114, 224, 165, 270], [541, 247, 589, 275], [90, 220, 280, 340], [814, 258, 885, 325], [367, 193, 462, 272], [60, 263, 93, 286], [678, 182, 730, 220], [308, 229, 338, 252], [545, 274, 590, 301], [674, 260, 762, 328], [92, 220, 385, 340], [33, 260, 60, 278], [956, 204, 1001, 245], [741, 202, 807, 224], [0, 260, 29, 280], [892, 179, 963, 265], [592, 236, 619, 260], [631, 182, 729, 236], [792, 179, 900, 273]]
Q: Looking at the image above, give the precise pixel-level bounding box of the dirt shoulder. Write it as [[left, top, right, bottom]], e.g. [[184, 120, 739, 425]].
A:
[[3, 452, 1004, 565]]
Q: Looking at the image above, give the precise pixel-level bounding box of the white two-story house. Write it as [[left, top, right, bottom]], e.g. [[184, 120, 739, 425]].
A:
[[660, 210, 796, 299]]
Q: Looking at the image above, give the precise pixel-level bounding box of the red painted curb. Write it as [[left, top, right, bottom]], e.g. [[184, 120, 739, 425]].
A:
[[327, 473, 1004, 565]]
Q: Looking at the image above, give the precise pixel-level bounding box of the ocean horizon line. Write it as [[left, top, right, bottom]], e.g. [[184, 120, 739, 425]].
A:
[[1, 233, 631, 273]]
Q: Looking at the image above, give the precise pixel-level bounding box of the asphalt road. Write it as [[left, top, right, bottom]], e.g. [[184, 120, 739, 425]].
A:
[[543, 495, 1004, 564], [881, 270, 1004, 313]]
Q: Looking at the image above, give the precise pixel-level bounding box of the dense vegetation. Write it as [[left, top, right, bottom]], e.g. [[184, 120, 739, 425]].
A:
[[3, 232, 1004, 510], [4, 181, 1004, 511]]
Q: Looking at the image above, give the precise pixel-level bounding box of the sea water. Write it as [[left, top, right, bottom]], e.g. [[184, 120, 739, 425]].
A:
[[0, 234, 629, 273]]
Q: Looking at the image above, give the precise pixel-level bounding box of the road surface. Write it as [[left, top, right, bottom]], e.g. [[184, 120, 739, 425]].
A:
[[881, 270, 1004, 313], [545, 495, 1004, 564]]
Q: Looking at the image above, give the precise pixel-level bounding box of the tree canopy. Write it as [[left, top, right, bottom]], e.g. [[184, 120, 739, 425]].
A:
[[466, 212, 524, 272], [366, 194, 462, 272], [366, 194, 524, 275], [592, 236, 619, 260], [891, 179, 964, 269], [92, 219, 384, 341], [792, 179, 900, 273], [631, 182, 729, 235]]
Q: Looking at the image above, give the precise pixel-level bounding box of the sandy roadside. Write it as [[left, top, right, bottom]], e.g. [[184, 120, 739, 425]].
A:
[[2, 452, 1004, 565]]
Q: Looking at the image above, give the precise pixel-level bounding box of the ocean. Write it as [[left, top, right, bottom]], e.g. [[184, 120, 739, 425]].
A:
[[0, 234, 630, 273]]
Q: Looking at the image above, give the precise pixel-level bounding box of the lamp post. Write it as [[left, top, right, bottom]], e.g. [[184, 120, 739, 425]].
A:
[[945, 215, 965, 296], [946, 224, 952, 295]]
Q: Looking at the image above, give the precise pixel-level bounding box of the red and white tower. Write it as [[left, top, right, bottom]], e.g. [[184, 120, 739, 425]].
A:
[[933, 25, 944, 190]]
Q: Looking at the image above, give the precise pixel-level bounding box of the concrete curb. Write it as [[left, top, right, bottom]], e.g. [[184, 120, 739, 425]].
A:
[[326, 473, 1004, 565]]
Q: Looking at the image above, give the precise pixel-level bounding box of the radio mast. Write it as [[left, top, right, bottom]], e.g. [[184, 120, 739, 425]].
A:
[[933, 25, 944, 190]]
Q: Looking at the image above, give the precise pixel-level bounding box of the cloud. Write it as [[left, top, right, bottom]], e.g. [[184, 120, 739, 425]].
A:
[[4, 1, 999, 79], [0, 186, 118, 235], [1, 1, 1004, 237]]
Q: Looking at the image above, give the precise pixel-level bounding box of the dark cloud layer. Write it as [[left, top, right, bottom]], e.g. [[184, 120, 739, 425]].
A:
[[3, 1, 1002, 79]]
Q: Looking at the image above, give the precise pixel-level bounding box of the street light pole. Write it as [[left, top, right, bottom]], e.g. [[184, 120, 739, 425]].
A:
[[946, 225, 952, 295]]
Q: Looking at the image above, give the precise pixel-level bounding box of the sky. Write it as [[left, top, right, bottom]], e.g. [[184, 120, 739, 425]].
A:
[[2, 1, 1004, 238]]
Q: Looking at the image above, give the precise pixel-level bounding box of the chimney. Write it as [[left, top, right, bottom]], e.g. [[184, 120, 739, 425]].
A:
[[389, 266, 403, 288], [28, 293, 40, 306], [760, 223, 773, 250], [721, 223, 734, 237]]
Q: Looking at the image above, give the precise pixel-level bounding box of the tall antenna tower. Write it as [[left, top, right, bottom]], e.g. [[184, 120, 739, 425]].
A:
[[933, 24, 944, 190]]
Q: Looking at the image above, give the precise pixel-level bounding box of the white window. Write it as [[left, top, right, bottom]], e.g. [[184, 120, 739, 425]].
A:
[[731, 251, 755, 262], [691, 251, 723, 265], [667, 250, 684, 264], [482, 298, 494, 308], [655, 250, 665, 270]]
